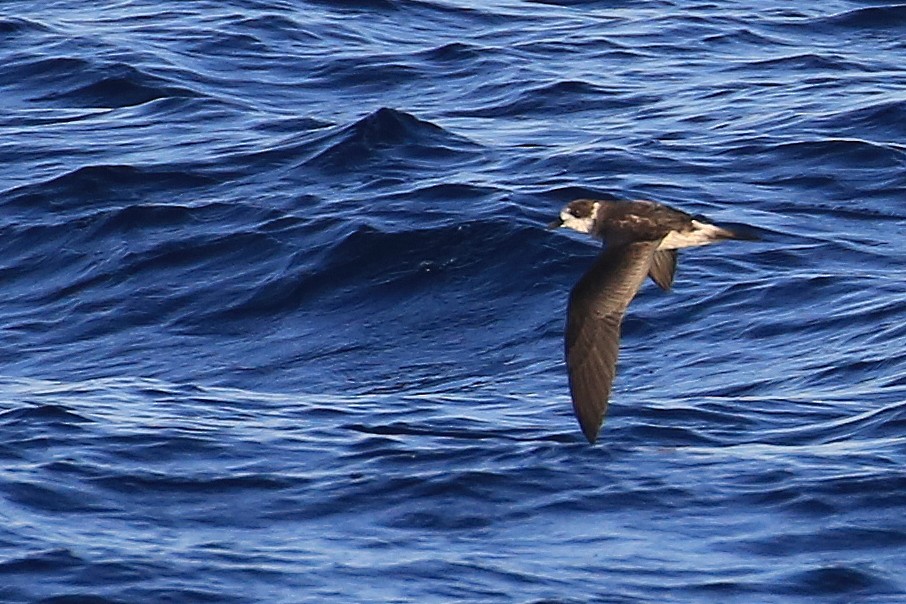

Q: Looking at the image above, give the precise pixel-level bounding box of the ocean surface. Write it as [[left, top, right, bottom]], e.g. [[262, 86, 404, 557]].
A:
[[2, 1, 906, 602]]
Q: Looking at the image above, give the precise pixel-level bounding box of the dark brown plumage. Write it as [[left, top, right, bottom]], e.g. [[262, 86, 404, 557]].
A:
[[551, 198, 753, 443], [565, 240, 660, 443]]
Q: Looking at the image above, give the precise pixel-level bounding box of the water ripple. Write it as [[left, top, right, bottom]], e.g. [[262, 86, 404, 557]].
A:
[[2, 1, 906, 602]]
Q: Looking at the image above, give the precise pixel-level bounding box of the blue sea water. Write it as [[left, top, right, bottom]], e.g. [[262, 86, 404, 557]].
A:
[[2, 0, 906, 601]]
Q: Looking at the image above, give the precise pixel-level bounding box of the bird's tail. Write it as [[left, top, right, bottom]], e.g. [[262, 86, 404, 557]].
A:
[[706, 221, 760, 242], [661, 219, 758, 249]]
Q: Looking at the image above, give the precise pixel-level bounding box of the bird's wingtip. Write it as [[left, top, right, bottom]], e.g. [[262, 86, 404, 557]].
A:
[[580, 422, 600, 444]]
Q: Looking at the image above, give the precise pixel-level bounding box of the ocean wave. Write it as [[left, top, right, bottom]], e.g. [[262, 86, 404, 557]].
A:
[[821, 4, 906, 30], [3, 56, 201, 108], [772, 138, 906, 165], [0, 16, 51, 38], [702, 26, 794, 47], [738, 52, 866, 71], [303, 0, 399, 11], [196, 215, 546, 324], [449, 79, 656, 118], [780, 564, 899, 597], [3, 164, 214, 207], [716, 136, 906, 178], [418, 41, 484, 62], [3, 1, 906, 602], [302, 107, 483, 169], [810, 99, 906, 140]]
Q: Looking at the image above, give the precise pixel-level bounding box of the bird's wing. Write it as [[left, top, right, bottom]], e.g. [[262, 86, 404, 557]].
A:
[[566, 240, 661, 443], [648, 249, 678, 291]]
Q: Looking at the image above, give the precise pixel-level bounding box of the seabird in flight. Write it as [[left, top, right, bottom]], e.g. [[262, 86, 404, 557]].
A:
[[548, 198, 754, 443]]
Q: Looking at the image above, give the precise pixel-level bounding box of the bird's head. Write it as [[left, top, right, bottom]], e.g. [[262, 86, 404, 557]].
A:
[[547, 199, 600, 234]]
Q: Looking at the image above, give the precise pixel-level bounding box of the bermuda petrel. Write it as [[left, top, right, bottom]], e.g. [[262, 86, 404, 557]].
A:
[[548, 198, 753, 443]]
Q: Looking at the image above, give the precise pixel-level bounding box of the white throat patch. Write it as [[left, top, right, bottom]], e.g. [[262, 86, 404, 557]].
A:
[[559, 201, 600, 235]]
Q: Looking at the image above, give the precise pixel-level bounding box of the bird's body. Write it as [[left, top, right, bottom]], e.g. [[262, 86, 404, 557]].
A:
[[549, 198, 752, 443]]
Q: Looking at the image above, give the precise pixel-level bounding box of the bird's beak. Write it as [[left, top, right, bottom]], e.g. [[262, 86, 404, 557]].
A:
[[547, 217, 563, 229]]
